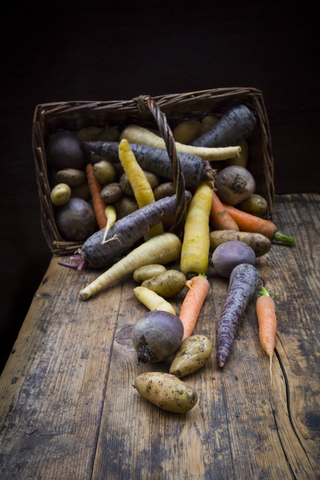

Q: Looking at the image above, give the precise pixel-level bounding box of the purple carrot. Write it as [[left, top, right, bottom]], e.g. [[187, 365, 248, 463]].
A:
[[81, 192, 192, 269], [192, 105, 257, 148], [81, 141, 216, 188], [216, 263, 259, 367]]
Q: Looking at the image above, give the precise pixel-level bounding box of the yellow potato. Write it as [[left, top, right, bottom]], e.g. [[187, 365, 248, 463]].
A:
[[201, 115, 219, 133], [133, 372, 198, 413], [169, 335, 212, 378], [238, 193, 268, 217], [141, 270, 186, 298], [173, 120, 202, 145], [77, 126, 104, 142], [93, 160, 116, 184], [50, 183, 71, 206], [133, 265, 167, 283]]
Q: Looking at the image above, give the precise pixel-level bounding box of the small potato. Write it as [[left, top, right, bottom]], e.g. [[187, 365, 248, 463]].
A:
[[100, 182, 122, 203], [209, 230, 271, 258], [88, 153, 105, 165], [225, 139, 249, 169], [120, 171, 160, 196], [133, 264, 167, 283], [169, 335, 212, 378], [133, 372, 198, 413], [55, 168, 86, 188], [97, 126, 120, 142], [154, 182, 176, 201], [77, 126, 104, 142], [50, 183, 71, 206], [201, 115, 219, 133], [141, 270, 186, 298], [238, 193, 268, 217], [173, 120, 202, 145], [70, 183, 91, 201], [93, 160, 116, 184], [113, 195, 139, 219]]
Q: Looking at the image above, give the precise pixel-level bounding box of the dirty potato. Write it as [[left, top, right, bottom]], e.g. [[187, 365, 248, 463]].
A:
[[209, 230, 271, 257], [133, 372, 198, 413], [55, 168, 86, 188], [133, 265, 167, 284], [100, 182, 122, 203], [169, 335, 212, 378], [141, 270, 186, 298]]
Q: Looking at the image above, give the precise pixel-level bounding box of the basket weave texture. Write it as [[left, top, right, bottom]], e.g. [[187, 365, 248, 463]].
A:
[[32, 87, 275, 255]]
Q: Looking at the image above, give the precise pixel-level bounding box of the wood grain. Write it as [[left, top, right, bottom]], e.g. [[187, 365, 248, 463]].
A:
[[0, 194, 319, 479]]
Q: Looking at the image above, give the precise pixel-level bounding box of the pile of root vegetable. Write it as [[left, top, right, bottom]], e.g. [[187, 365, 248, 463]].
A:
[[47, 104, 296, 414]]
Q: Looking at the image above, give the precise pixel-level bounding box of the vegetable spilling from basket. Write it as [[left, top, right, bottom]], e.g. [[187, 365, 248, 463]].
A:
[[46, 103, 295, 413]]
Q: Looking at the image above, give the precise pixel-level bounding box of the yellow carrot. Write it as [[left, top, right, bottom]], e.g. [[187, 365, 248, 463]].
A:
[[180, 182, 213, 277], [118, 139, 164, 238], [101, 205, 117, 244], [134, 286, 176, 315]]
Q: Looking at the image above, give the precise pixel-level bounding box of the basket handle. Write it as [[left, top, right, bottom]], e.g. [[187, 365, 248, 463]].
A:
[[137, 95, 187, 238]]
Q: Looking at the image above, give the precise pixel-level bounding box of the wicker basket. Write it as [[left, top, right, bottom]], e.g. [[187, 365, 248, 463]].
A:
[[32, 87, 275, 255]]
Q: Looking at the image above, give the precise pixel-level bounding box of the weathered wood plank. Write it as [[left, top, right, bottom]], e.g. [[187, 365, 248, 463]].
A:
[[0, 194, 319, 479], [0, 260, 125, 479]]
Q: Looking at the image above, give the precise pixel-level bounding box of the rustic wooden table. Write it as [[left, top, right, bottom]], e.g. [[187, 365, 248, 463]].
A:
[[0, 193, 319, 480]]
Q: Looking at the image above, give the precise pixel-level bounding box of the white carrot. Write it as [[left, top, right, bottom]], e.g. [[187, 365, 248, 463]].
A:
[[79, 233, 181, 301], [120, 124, 241, 161]]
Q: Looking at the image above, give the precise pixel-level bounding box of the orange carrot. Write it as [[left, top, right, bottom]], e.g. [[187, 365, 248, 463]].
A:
[[86, 163, 107, 229], [221, 203, 296, 245], [210, 190, 239, 231], [179, 274, 210, 340], [256, 287, 277, 383]]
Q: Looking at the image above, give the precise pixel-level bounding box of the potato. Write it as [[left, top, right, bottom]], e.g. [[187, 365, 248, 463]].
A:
[[169, 335, 212, 378], [210, 230, 272, 257], [120, 171, 160, 196], [70, 183, 91, 201], [225, 139, 249, 169], [154, 182, 176, 201], [201, 115, 219, 133], [215, 165, 255, 205], [133, 264, 167, 284], [100, 182, 122, 203], [142, 270, 186, 298], [55, 168, 86, 188], [173, 120, 202, 144], [77, 126, 104, 142], [113, 195, 138, 219], [238, 193, 268, 217], [97, 125, 120, 142], [50, 183, 71, 206], [133, 372, 198, 413], [93, 160, 116, 184]]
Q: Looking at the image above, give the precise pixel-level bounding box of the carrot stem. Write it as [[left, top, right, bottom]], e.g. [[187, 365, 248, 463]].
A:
[[274, 231, 296, 245]]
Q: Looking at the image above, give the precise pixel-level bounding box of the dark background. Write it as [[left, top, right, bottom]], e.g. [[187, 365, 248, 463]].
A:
[[0, 1, 319, 373]]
